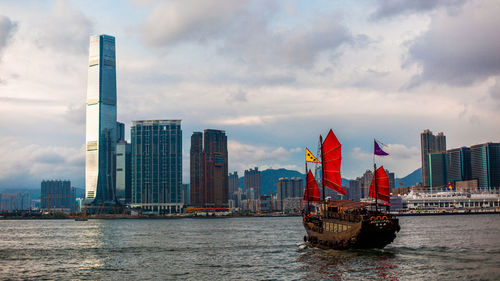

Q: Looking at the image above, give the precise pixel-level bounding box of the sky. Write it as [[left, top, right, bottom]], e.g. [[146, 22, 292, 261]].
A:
[[1, 0, 499, 190]]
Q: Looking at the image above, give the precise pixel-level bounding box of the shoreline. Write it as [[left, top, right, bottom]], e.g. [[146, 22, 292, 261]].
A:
[[1, 211, 499, 220]]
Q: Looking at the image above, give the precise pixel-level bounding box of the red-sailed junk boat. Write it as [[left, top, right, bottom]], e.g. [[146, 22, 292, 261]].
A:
[[303, 130, 400, 249]]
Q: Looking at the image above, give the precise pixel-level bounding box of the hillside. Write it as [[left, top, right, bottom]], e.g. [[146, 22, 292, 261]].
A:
[[395, 168, 422, 187]]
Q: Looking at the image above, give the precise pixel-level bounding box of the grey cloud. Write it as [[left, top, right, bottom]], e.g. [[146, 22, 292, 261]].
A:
[[370, 0, 464, 20], [64, 103, 86, 126], [141, 1, 355, 69], [0, 96, 55, 105], [490, 78, 500, 101], [0, 15, 16, 51], [226, 89, 247, 104], [405, 1, 500, 87]]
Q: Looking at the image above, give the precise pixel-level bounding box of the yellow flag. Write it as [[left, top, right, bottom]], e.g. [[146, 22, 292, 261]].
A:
[[305, 147, 320, 163]]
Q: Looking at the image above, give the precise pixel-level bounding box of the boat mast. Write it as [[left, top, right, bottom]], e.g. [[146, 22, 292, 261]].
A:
[[320, 135, 325, 202], [305, 161, 310, 214], [373, 145, 378, 213]]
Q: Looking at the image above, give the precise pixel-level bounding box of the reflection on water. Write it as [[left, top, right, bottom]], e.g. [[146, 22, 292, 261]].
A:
[[298, 247, 398, 280], [0, 215, 499, 280]]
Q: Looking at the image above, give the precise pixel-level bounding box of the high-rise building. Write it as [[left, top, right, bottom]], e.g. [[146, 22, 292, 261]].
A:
[[348, 180, 361, 201], [41, 180, 75, 212], [116, 140, 131, 204], [447, 147, 472, 185], [116, 121, 125, 141], [190, 130, 228, 208], [85, 35, 118, 204], [276, 177, 303, 211], [228, 171, 239, 205], [429, 152, 448, 191], [421, 130, 446, 187], [470, 143, 500, 190], [131, 120, 183, 213], [244, 167, 261, 198], [181, 184, 190, 205], [190, 132, 203, 206]]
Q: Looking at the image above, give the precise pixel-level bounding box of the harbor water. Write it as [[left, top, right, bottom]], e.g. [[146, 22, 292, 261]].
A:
[[1, 214, 499, 280]]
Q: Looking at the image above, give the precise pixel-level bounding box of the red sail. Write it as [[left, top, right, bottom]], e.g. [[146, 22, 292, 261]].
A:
[[304, 170, 321, 202], [369, 166, 390, 202], [322, 129, 346, 195]]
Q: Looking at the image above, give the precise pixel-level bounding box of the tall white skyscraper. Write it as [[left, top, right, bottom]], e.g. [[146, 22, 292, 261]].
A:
[[85, 34, 117, 204]]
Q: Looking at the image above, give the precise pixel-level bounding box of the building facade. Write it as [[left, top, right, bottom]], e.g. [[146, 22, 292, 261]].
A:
[[244, 167, 261, 199], [85, 34, 118, 204], [228, 171, 239, 207], [190, 130, 228, 208], [116, 140, 131, 204], [131, 120, 183, 213], [447, 147, 472, 185], [470, 143, 500, 190], [41, 180, 75, 212], [190, 132, 203, 207], [420, 130, 446, 187], [429, 152, 448, 191], [276, 177, 303, 211]]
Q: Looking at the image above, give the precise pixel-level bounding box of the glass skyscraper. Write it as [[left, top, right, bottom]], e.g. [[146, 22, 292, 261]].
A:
[[447, 147, 472, 185], [471, 143, 500, 190], [85, 35, 117, 204], [131, 120, 183, 214]]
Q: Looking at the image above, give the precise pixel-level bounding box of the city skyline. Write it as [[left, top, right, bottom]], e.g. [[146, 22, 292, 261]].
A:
[[1, 1, 500, 190]]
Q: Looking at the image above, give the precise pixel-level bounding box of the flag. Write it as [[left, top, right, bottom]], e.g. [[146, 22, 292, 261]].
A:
[[374, 139, 389, 156], [305, 147, 320, 163]]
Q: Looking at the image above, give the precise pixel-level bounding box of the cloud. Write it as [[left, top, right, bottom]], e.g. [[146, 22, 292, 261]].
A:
[[370, 0, 464, 20], [226, 89, 247, 104], [0, 15, 16, 52], [490, 77, 500, 101], [0, 137, 84, 189], [228, 140, 301, 174], [350, 143, 420, 178], [34, 0, 93, 54], [140, 1, 355, 69], [405, 1, 500, 87]]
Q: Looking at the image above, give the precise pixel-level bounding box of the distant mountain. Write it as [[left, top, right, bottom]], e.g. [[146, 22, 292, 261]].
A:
[[395, 168, 422, 187], [238, 168, 350, 195]]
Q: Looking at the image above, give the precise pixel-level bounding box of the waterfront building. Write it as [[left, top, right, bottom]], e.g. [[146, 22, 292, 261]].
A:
[[282, 197, 303, 214], [429, 152, 448, 191], [470, 142, 500, 190], [359, 170, 373, 199], [228, 171, 239, 204], [130, 120, 183, 213], [0, 192, 31, 212], [41, 180, 75, 213], [402, 191, 500, 211], [182, 184, 190, 205], [420, 130, 446, 187], [190, 130, 228, 208], [447, 147, 472, 185], [348, 180, 361, 201], [116, 140, 131, 204], [244, 167, 261, 198], [276, 177, 303, 211], [85, 34, 118, 204], [260, 195, 273, 212], [190, 132, 203, 206], [387, 171, 395, 193]]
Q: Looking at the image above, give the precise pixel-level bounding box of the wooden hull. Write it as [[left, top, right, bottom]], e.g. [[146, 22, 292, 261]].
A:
[[303, 216, 400, 250]]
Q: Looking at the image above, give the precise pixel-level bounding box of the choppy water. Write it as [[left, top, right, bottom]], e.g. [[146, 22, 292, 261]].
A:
[[0, 215, 499, 280]]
